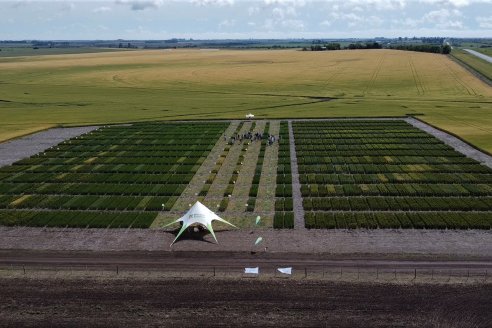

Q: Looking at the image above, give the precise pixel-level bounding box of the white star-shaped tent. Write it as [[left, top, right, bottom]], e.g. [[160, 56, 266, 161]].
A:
[[164, 201, 237, 246]]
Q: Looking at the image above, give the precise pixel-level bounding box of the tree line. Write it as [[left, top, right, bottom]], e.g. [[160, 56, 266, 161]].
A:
[[303, 42, 451, 54]]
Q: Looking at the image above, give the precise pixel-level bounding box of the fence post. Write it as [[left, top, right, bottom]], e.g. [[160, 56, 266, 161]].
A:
[[394, 269, 396, 280], [304, 267, 307, 278], [213, 267, 216, 277], [431, 269, 434, 280], [23, 265, 25, 275], [340, 267, 342, 279], [357, 267, 360, 281], [376, 268, 379, 280], [116, 265, 119, 275], [413, 268, 416, 280]]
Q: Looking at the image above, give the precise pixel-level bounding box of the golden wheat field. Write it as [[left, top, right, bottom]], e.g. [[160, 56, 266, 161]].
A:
[[0, 49, 491, 150]]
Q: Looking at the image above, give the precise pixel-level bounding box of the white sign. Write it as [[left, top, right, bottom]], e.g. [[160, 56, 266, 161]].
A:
[[277, 267, 292, 275], [244, 267, 259, 274]]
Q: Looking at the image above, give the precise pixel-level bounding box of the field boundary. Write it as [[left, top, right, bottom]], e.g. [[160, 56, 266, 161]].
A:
[[448, 53, 492, 86], [408, 116, 492, 161], [0, 125, 100, 168]]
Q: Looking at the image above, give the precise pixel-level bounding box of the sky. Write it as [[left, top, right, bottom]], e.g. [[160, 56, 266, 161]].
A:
[[1, 0, 491, 40]]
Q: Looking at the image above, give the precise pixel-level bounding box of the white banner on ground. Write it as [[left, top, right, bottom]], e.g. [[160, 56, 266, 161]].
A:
[[244, 267, 259, 274], [277, 267, 292, 275]]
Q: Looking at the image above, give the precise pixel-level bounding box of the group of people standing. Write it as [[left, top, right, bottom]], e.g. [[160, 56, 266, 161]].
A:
[[225, 131, 280, 146]]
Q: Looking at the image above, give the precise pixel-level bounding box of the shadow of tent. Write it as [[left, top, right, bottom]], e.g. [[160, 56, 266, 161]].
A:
[[166, 226, 215, 245]]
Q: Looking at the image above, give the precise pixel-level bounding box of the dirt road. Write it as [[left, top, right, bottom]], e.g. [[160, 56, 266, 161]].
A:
[[1, 250, 491, 272], [1, 276, 491, 327]]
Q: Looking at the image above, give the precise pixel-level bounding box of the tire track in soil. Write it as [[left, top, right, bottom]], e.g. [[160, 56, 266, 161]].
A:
[[441, 58, 477, 96], [408, 55, 425, 96], [364, 54, 385, 95]]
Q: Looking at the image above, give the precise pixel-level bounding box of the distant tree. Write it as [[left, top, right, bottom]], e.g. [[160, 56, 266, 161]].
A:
[[442, 44, 451, 54]]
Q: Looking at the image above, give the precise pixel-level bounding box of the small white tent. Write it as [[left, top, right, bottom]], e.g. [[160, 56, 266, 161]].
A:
[[164, 201, 237, 246], [245, 113, 255, 119]]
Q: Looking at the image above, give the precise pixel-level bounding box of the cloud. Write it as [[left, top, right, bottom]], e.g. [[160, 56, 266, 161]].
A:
[[422, 8, 464, 28], [93, 6, 112, 13], [248, 6, 260, 15], [115, 0, 163, 11], [476, 16, 492, 28], [61, 2, 75, 12], [218, 19, 236, 28], [192, 0, 234, 6], [320, 20, 332, 27]]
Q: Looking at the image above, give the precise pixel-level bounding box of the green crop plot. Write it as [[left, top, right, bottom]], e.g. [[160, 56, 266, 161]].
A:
[[274, 122, 294, 229], [0, 122, 227, 228], [294, 120, 492, 230]]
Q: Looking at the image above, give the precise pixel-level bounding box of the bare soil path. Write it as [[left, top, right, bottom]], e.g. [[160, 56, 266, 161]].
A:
[[0, 126, 99, 167], [255, 120, 280, 223], [1, 226, 491, 257], [288, 120, 305, 230]]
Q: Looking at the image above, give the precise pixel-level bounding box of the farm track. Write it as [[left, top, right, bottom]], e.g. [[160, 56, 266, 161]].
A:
[[1, 225, 492, 256], [0, 126, 99, 167], [288, 121, 305, 231], [225, 122, 265, 213], [202, 122, 252, 211], [364, 54, 385, 95], [463, 49, 492, 64], [1, 249, 492, 270], [167, 122, 238, 212], [255, 121, 280, 218], [408, 55, 425, 95]]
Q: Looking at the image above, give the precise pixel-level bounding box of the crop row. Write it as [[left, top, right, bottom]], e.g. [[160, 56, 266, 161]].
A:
[[273, 212, 294, 229], [0, 183, 186, 196], [297, 155, 474, 165], [299, 173, 492, 185], [305, 211, 492, 229], [275, 122, 293, 215], [301, 183, 492, 197], [298, 164, 490, 174], [0, 210, 157, 228], [1, 194, 177, 211], [5, 164, 202, 174], [296, 150, 463, 157], [2, 173, 196, 184], [303, 196, 492, 211]]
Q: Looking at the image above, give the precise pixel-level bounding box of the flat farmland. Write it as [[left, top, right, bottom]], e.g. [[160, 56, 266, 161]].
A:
[[0, 122, 228, 228], [1, 49, 491, 152], [295, 120, 492, 229], [1, 119, 491, 231]]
